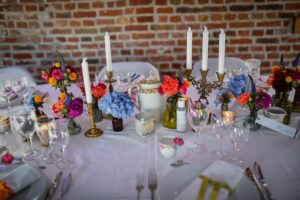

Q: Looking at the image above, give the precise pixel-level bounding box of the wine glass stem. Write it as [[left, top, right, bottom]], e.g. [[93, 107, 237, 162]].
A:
[[28, 136, 34, 153]]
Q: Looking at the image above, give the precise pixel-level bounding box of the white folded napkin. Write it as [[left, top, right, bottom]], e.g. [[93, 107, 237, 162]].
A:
[[0, 164, 41, 197], [175, 160, 243, 200]]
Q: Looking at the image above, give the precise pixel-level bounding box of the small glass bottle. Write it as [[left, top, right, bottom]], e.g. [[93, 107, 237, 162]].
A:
[[177, 98, 186, 133]]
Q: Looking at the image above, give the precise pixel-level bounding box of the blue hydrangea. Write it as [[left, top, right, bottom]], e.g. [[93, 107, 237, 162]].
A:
[[98, 92, 134, 119], [227, 74, 248, 98], [26, 95, 35, 110]]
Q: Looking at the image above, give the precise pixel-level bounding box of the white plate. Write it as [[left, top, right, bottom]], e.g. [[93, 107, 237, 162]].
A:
[[159, 162, 259, 200], [0, 164, 49, 200]]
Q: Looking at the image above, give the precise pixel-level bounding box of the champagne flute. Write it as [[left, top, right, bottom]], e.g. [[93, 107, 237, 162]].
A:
[[230, 123, 249, 165], [12, 109, 41, 162], [55, 122, 73, 170], [35, 114, 59, 165]]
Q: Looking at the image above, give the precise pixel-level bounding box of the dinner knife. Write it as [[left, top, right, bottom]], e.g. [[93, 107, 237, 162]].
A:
[[254, 162, 274, 200], [45, 171, 64, 200], [59, 173, 72, 200], [245, 167, 265, 200]]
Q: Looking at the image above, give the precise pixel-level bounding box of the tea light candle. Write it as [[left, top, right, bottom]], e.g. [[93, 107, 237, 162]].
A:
[[38, 123, 50, 147], [0, 114, 10, 134], [221, 111, 236, 126]]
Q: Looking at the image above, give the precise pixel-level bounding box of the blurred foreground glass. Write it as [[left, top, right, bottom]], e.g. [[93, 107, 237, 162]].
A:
[[246, 59, 261, 84], [12, 109, 41, 162], [0, 80, 13, 111], [230, 123, 249, 165]]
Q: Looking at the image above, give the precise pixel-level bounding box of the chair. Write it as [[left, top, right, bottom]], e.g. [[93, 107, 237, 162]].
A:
[[98, 62, 160, 78], [0, 66, 36, 86], [192, 57, 247, 79]]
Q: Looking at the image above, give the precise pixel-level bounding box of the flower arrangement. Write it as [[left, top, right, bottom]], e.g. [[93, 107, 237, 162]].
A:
[[227, 74, 249, 98], [27, 95, 44, 110], [158, 75, 190, 99], [52, 94, 83, 119], [214, 88, 234, 107], [237, 91, 272, 117], [98, 91, 134, 119]]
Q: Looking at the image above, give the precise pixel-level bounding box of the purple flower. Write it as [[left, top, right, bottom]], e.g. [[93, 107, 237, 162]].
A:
[[256, 92, 272, 109], [51, 69, 64, 80], [68, 98, 83, 118]]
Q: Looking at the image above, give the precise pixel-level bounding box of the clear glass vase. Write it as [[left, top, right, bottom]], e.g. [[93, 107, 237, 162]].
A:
[[67, 118, 81, 135], [93, 102, 103, 123], [272, 92, 292, 125], [242, 110, 261, 131], [162, 99, 177, 129]]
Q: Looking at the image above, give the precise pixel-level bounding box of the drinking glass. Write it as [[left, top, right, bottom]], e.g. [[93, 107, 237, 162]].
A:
[[12, 109, 41, 161], [230, 123, 249, 165], [0, 80, 13, 111], [246, 59, 261, 84], [211, 115, 228, 156], [187, 101, 208, 153], [55, 122, 73, 170], [11, 77, 29, 106], [35, 114, 59, 165]]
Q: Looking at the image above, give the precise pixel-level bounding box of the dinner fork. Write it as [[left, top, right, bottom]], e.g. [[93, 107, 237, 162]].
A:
[[148, 168, 157, 200], [136, 174, 144, 200]]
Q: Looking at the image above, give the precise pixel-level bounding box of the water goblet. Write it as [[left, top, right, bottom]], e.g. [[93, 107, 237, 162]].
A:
[[12, 109, 41, 162], [229, 123, 249, 165], [246, 59, 261, 85], [11, 77, 29, 106], [55, 122, 73, 170], [211, 115, 228, 157], [187, 101, 208, 153], [35, 114, 59, 165], [0, 80, 13, 111]]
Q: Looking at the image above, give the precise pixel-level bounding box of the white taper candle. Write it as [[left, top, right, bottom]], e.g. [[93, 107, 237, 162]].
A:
[[81, 58, 93, 104], [218, 29, 226, 74], [186, 27, 193, 70], [105, 32, 112, 72], [201, 26, 209, 71]]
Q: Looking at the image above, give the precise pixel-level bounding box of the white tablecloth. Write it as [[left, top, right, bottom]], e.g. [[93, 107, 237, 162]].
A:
[[3, 84, 300, 200]]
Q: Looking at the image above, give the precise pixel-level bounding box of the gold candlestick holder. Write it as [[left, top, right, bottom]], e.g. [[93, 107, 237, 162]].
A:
[[186, 68, 226, 104], [85, 103, 103, 138], [106, 70, 114, 93]]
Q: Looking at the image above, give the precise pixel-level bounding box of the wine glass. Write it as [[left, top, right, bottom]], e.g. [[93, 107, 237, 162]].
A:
[[12, 109, 41, 162], [246, 59, 261, 85], [229, 123, 249, 165], [35, 114, 59, 165], [11, 77, 29, 106], [211, 115, 228, 157], [55, 122, 73, 170], [0, 80, 13, 111], [187, 101, 208, 153]]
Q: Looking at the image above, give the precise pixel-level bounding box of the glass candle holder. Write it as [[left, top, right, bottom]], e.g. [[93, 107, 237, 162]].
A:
[[221, 111, 236, 126]]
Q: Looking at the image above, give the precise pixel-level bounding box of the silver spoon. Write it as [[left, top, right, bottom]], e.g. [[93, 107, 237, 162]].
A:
[[170, 160, 189, 168]]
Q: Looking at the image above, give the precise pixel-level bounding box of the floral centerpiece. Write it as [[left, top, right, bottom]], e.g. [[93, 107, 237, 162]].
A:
[[41, 52, 83, 135], [26, 94, 45, 115], [266, 57, 300, 123], [158, 74, 190, 129], [77, 82, 107, 122], [214, 88, 234, 112], [98, 91, 134, 132], [237, 91, 272, 130]]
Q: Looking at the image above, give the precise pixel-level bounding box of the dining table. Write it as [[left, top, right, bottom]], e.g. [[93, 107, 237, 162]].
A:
[[2, 82, 300, 200]]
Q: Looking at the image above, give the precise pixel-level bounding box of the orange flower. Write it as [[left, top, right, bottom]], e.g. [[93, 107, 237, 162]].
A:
[[266, 76, 274, 86], [296, 66, 300, 73], [48, 77, 57, 86], [237, 93, 251, 106], [271, 66, 280, 73], [59, 92, 66, 100], [69, 72, 77, 81], [52, 99, 65, 112], [54, 62, 61, 68], [182, 80, 190, 88], [34, 95, 43, 104], [161, 76, 179, 96], [92, 86, 106, 99]]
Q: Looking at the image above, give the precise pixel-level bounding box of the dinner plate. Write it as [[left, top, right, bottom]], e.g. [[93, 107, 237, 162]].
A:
[[0, 164, 49, 200], [159, 162, 259, 200]]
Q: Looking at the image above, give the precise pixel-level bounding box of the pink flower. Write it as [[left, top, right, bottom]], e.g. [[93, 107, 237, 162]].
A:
[[41, 71, 50, 81], [179, 85, 187, 95], [51, 69, 64, 80]]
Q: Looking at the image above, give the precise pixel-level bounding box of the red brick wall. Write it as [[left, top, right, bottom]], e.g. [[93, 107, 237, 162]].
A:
[[0, 0, 300, 83]]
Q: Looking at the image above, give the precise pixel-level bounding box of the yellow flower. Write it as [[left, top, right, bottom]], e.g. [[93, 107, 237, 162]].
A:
[[285, 76, 293, 83], [69, 72, 77, 81], [66, 68, 71, 73], [34, 95, 43, 104], [59, 93, 66, 100], [54, 62, 60, 68], [48, 77, 57, 86]]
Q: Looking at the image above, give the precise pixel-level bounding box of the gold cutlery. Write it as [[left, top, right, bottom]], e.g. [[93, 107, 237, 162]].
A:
[[148, 168, 157, 200], [254, 162, 274, 200], [136, 174, 144, 200], [45, 171, 63, 200], [245, 167, 265, 200]]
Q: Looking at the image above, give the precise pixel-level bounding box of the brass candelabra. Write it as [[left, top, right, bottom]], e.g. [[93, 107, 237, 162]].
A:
[[186, 69, 225, 104], [85, 103, 103, 138]]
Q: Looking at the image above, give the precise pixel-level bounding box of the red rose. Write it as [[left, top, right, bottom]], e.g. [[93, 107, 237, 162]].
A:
[[1, 153, 14, 164]]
